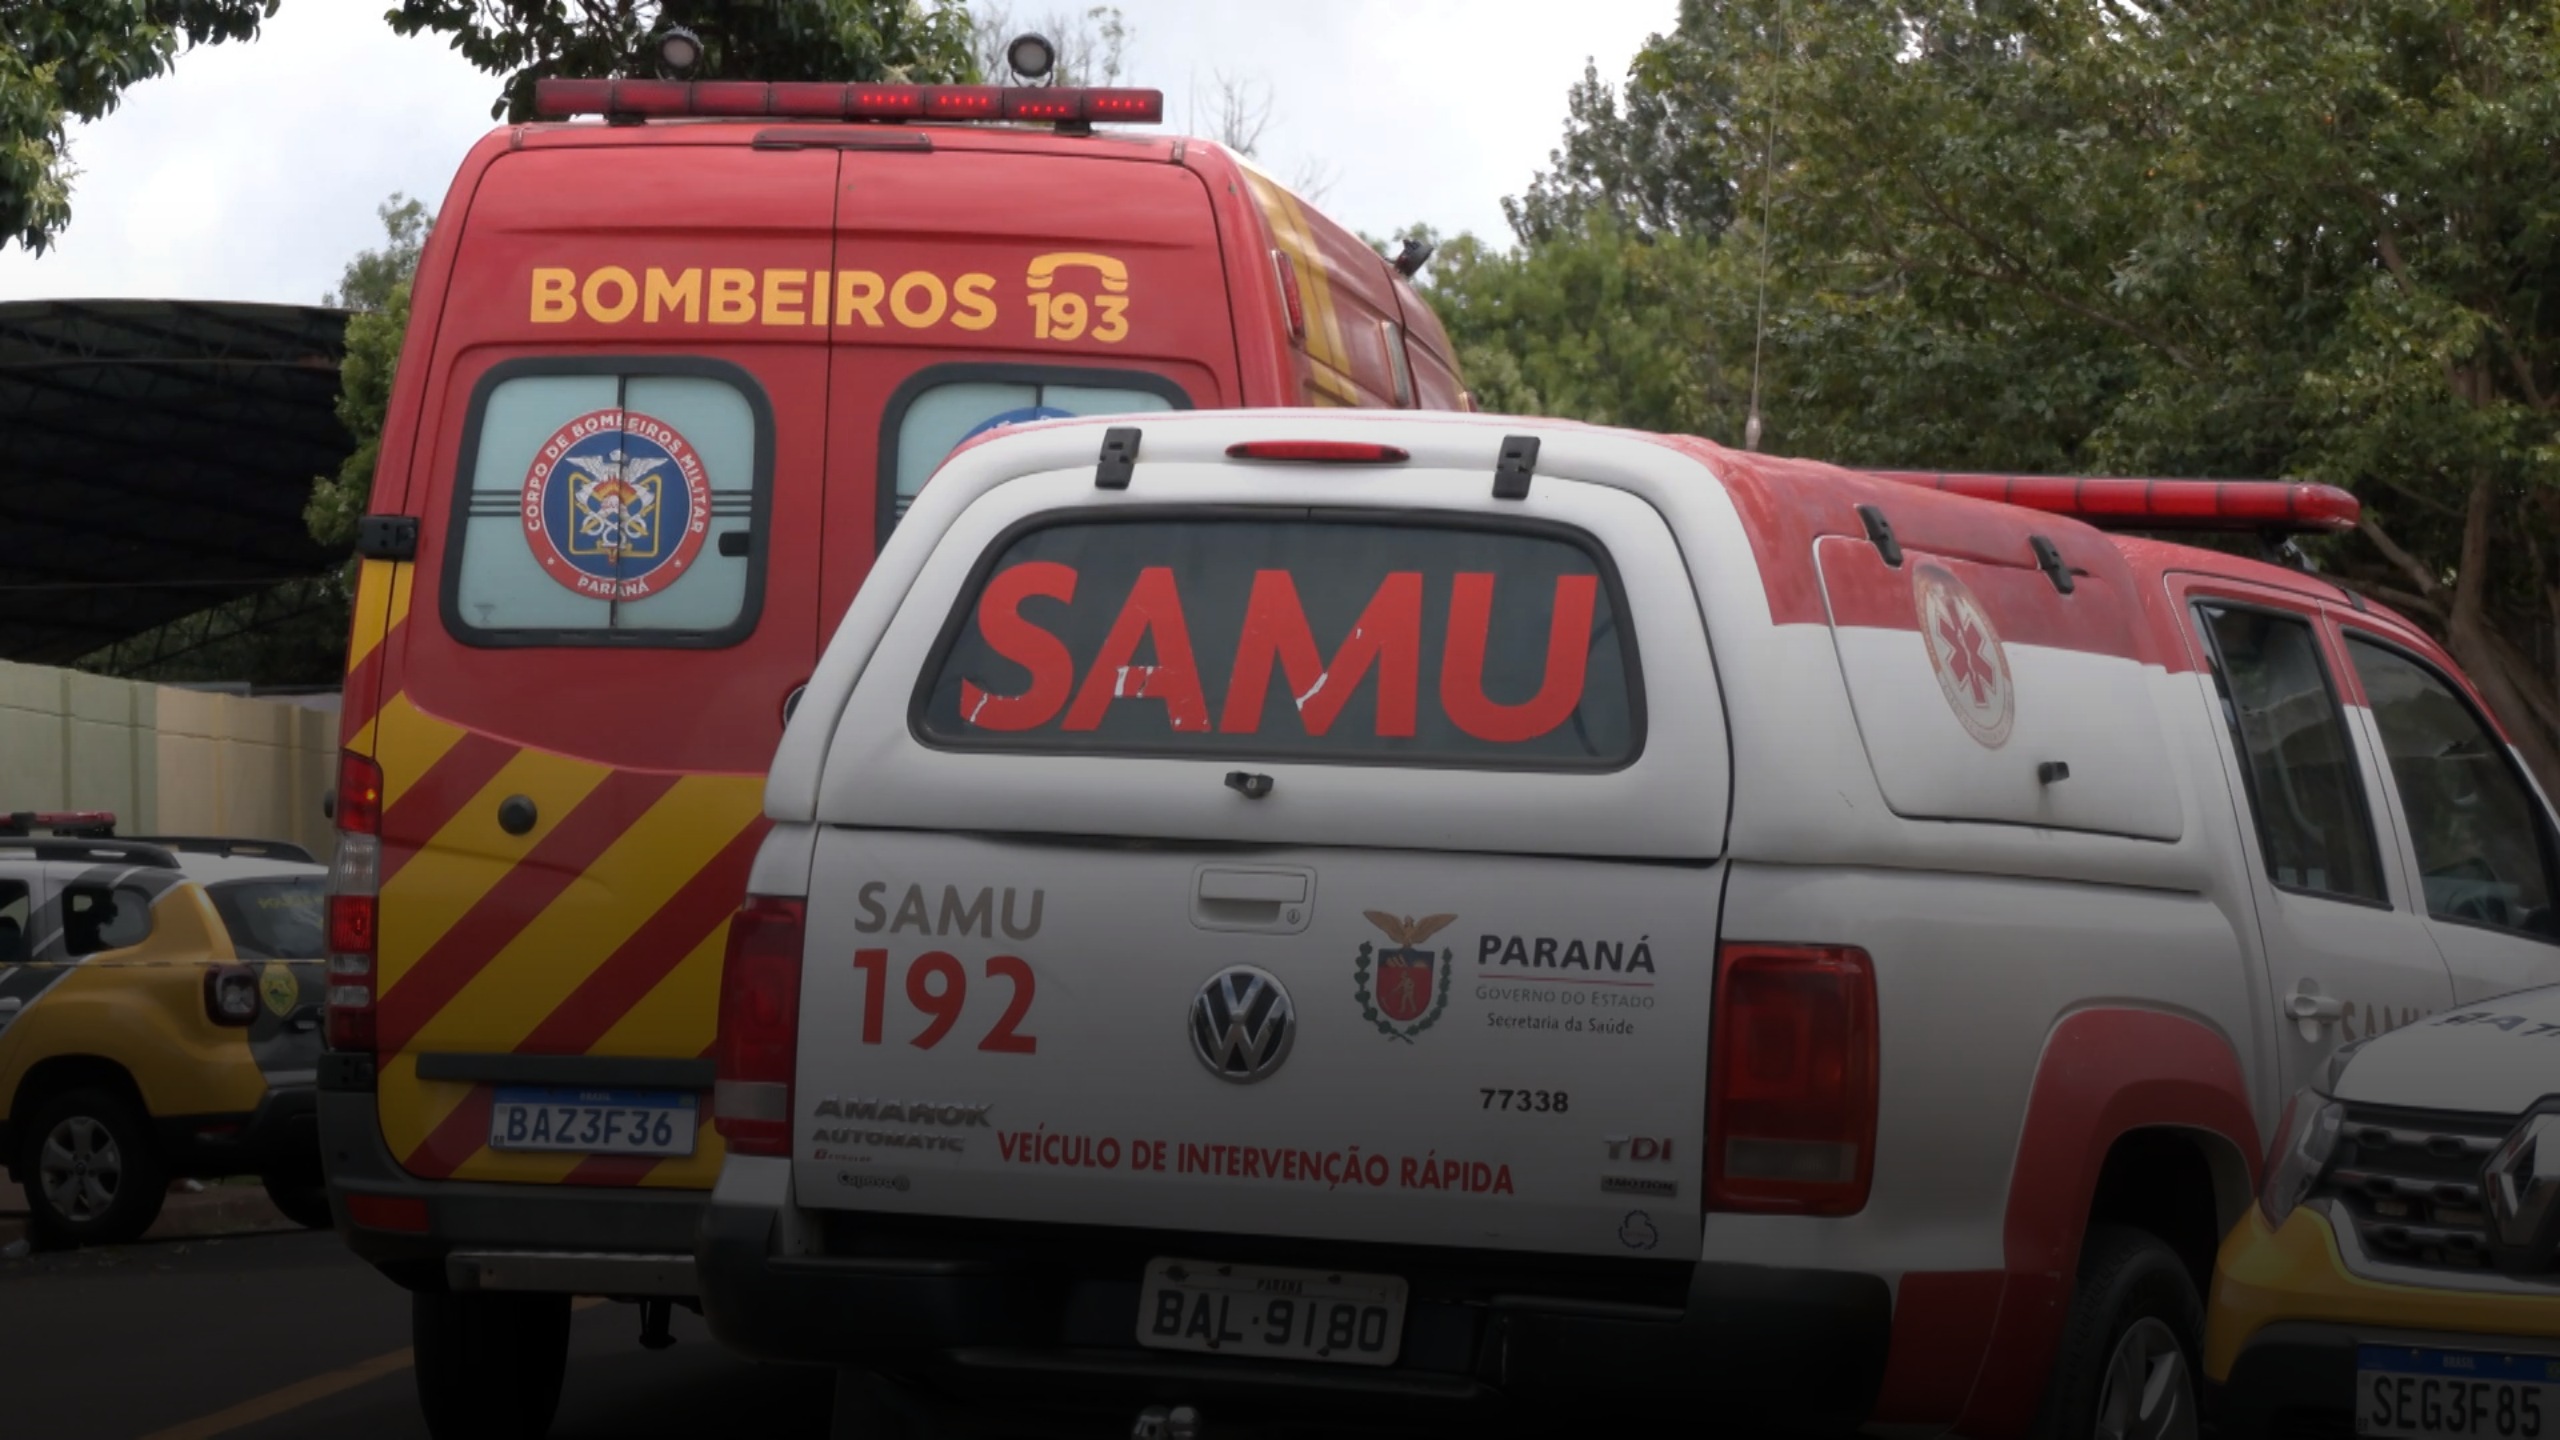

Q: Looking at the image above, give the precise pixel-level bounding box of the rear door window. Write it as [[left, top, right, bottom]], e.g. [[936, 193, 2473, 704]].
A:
[[883, 371, 1185, 534], [914, 516, 1640, 768], [61, 883, 152, 956], [443, 361, 771, 644], [0, 878, 28, 962]]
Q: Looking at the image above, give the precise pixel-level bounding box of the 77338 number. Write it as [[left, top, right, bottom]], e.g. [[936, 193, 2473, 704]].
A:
[[851, 949, 1037, 1054], [1481, 1089, 1569, 1112]]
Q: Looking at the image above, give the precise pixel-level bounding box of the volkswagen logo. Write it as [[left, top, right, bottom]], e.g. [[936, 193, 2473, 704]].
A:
[[1189, 966, 1294, 1084]]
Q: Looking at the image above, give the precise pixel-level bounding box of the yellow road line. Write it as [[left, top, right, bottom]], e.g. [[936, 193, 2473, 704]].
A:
[[140, 1298, 605, 1440], [138, 1347, 413, 1440]]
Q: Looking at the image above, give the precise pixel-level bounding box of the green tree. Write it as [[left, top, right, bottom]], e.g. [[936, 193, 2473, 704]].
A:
[[1430, 0, 2560, 794], [307, 195, 431, 551], [392, 0, 981, 121], [0, 0, 277, 252]]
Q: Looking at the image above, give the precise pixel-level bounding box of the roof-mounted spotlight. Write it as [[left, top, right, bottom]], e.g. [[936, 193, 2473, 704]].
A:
[[1006, 32, 1058, 82], [1393, 236, 1436, 279], [656, 25, 703, 79]]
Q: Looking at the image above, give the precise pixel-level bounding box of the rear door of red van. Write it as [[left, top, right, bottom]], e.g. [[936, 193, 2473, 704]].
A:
[[361, 136, 835, 1189], [817, 136, 1243, 620]]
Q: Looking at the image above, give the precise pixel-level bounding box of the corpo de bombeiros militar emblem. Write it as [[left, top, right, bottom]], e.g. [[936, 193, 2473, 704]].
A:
[[1356, 911, 1456, 1042], [523, 408, 711, 601]]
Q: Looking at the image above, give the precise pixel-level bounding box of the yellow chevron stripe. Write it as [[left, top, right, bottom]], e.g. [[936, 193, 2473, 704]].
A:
[[595, 924, 729, 1057], [375, 746, 611, 993], [409, 775, 763, 1055], [1254, 175, 1355, 393], [371, 1052, 465, 1168], [347, 562, 394, 674], [368, 693, 464, 805]]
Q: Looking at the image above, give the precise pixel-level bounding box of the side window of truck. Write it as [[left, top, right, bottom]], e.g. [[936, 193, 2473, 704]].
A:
[[0, 878, 30, 963], [444, 363, 771, 645], [2344, 635, 2560, 940], [881, 369, 1187, 538], [61, 883, 152, 957], [2196, 604, 2389, 904]]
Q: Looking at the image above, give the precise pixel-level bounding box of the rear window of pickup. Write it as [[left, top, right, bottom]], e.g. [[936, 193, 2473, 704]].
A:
[[912, 514, 1642, 768]]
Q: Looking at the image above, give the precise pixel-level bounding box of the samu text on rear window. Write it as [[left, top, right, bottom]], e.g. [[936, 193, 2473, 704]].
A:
[[914, 517, 1640, 767]]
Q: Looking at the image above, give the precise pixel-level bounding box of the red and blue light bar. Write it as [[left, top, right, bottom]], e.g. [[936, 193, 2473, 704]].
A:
[[532, 79, 1164, 125], [1865, 470, 2361, 535]]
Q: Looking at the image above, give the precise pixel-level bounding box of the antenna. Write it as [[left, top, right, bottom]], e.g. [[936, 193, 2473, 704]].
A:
[[1743, 0, 1787, 452]]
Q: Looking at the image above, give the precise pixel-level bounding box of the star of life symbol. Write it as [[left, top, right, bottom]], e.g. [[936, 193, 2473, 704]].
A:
[[522, 408, 711, 602], [1913, 561, 2015, 748]]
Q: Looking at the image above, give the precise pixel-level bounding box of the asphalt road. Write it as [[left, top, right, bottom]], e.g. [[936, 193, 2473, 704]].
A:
[[0, 1227, 832, 1440]]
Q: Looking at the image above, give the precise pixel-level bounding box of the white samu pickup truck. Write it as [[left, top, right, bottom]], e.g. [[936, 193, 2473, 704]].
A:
[[696, 411, 2560, 1438]]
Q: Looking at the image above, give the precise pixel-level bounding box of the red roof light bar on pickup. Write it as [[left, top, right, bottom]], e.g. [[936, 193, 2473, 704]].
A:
[[1866, 471, 2361, 535], [531, 79, 1165, 125]]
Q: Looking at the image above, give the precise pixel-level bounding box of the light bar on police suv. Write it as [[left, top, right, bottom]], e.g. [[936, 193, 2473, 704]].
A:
[[1864, 470, 2361, 535], [531, 79, 1164, 125]]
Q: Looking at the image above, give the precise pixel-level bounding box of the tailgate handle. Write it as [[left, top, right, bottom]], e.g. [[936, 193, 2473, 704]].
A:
[[1199, 870, 1306, 903], [1192, 866, 1315, 934]]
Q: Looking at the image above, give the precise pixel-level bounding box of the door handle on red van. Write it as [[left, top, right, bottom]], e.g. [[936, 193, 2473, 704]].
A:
[[1192, 866, 1314, 935]]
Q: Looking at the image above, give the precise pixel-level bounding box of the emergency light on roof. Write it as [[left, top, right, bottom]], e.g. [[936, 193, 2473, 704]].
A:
[[1865, 470, 2362, 535], [0, 810, 117, 838], [531, 78, 1165, 125]]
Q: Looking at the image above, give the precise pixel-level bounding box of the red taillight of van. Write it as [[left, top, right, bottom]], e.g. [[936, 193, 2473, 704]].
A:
[[325, 750, 384, 1054], [714, 896, 808, 1158], [1270, 249, 1307, 343], [1706, 943, 1879, 1217]]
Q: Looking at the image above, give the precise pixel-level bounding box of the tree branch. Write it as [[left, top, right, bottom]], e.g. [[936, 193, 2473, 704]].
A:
[[2480, 626, 2560, 738], [2330, 571, 2446, 621], [2450, 468, 2495, 637], [2356, 513, 2444, 598]]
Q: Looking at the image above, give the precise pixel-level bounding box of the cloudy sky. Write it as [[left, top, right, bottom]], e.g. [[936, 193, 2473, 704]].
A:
[[0, 1, 1672, 306]]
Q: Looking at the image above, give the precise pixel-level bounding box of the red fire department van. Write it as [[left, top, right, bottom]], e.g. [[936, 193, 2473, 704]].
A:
[[318, 72, 1465, 1436]]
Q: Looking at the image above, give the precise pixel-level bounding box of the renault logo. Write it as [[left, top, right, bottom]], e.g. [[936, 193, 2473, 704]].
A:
[[2488, 1113, 2560, 1249], [1190, 966, 1294, 1083]]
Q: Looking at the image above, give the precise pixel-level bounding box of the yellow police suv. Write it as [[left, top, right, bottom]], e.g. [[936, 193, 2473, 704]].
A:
[[2210, 987, 2560, 1439], [0, 816, 330, 1246]]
